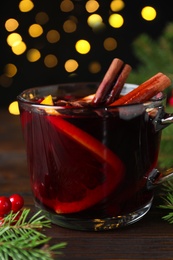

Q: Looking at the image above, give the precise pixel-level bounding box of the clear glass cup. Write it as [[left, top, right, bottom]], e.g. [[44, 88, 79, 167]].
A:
[[17, 82, 173, 231]]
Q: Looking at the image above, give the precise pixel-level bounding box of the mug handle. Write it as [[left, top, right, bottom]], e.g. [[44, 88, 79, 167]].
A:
[[161, 112, 173, 124], [147, 168, 173, 189], [153, 107, 173, 131], [147, 107, 173, 189]]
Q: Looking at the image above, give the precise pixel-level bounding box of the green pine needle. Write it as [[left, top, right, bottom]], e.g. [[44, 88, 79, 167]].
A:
[[159, 180, 173, 224], [0, 208, 67, 260]]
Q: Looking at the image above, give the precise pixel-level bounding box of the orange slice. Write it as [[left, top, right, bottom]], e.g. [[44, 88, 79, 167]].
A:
[[46, 116, 125, 213], [37, 95, 125, 213], [41, 95, 54, 105]]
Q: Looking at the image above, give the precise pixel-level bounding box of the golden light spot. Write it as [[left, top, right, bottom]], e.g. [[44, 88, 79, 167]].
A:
[[46, 30, 60, 43], [4, 64, 17, 77], [28, 24, 43, 38], [103, 37, 117, 51], [85, 1, 99, 13], [8, 101, 20, 115], [110, 0, 125, 12], [44, 54, 58, 68], [64, 59, 78, 72], [12, 41, 27, 55], [19, 0, 34, 12], [60, 0, 74, 12], [63, 19, 77, 33], [7, 33, 22, 47], [5, 19, 19, 32], [141, 6, 157, 21], [88, 61, 101, 74], [109, 13, 124, 28], [87, 14, 102, 28], [35, 12, 49, 25], [26, 49, 41, 62], [75, 39, 91, 54]]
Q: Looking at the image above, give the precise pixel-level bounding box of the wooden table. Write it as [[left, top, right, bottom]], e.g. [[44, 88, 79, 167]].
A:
[[1, 109, 173, 260]]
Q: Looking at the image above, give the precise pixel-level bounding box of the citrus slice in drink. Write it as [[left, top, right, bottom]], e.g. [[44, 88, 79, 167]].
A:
[[33, 95, 125, 213], [41, 115, 125, 214]]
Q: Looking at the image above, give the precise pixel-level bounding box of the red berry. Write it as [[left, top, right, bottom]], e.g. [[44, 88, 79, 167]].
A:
[[0, 196, 12, 216], [9, 194, 24, 213]]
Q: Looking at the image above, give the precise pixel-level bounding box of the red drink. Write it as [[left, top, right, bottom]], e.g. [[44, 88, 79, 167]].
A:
[[18, 83, 163, 230]]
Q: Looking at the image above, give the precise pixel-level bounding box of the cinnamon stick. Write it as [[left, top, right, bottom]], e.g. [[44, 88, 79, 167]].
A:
[[92, 58, 125, 105], [105, 63, 132, 105], [54, 59, 171, 108], [110, 72, 171, 106]]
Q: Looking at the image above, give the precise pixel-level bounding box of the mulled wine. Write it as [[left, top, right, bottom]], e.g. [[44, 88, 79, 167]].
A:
[[17, 83, 164, 230]]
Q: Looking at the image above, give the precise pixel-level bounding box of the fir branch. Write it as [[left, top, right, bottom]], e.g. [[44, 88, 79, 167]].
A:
[[162, 212, 173, 224], [159, 179, 173, 224], [0, 209, 67, 260]]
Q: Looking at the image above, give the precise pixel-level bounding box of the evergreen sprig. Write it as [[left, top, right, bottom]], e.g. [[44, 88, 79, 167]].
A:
[[159, 179, 173, 224], [0, 209, 67, 260], [128, 22, 173, 86]]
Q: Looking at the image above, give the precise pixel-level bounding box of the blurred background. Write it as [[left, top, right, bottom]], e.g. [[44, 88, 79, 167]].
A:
[[1, 0, 173, 110]]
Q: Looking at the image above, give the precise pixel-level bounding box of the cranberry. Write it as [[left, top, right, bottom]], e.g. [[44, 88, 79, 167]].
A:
[[9, 194, 24, 213], [0, 196, 12, 216]]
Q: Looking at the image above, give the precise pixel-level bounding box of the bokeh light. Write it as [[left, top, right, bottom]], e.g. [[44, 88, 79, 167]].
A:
[[63, 19, 77, 33], [88, 61, 101, 74], [7, 33, 22, 47], [4, 64, 17, 77], [64, 59, 78, 72], [5, 19, 19, 32], [46, 30, 60, 43], [103, 37, 117, 51], [8, 101, 20, 115], [85, 1, 99, 13], [87, 14, 103, 28], [12, 41, 27, 55], [110, 0, 125, 12], [75, 39, 91, 54], [35, 12, 49, 25], [44, 54, 58, 68], [141, 6, 157, 21], [28, 24, 43, 38], [109, 13, 124, 28], [60, 0, 74, 12], [26, 49, 41, 62], [0, 0, 169, 112], [18, 0, 34, 12]]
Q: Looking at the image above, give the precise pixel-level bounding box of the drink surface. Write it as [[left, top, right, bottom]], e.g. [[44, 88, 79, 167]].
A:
[[19, 103, 161, 219]]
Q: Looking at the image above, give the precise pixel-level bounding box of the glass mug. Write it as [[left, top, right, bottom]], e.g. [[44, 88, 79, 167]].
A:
[[17, 82, 173, 231]]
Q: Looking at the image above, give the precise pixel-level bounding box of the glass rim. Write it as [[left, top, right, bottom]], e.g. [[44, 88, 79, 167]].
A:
[[17, 82, 166, 110]]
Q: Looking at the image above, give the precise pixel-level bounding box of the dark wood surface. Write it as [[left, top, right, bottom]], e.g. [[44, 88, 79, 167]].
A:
[[1, 109, 173, 260]]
